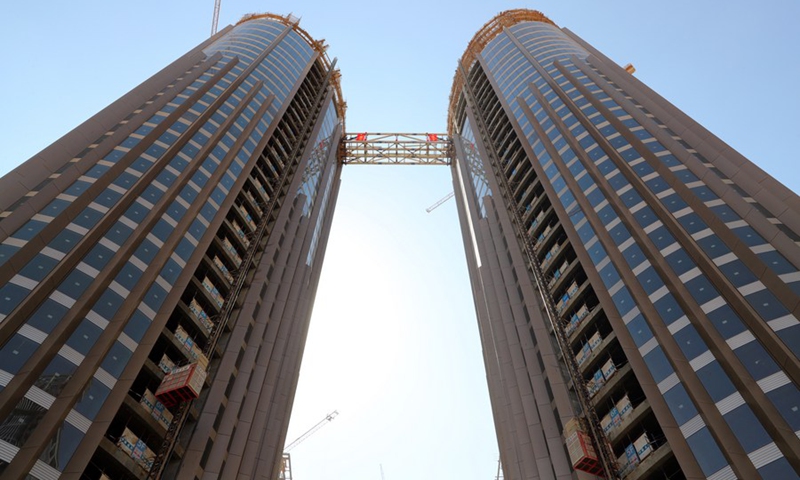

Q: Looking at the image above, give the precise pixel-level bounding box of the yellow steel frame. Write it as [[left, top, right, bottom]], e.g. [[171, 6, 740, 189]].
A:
[[237, 13, 347, 130], [447, 9, 556, 134]]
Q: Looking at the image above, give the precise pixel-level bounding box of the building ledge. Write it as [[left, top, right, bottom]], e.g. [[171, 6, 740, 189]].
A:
[[567, 306, 603, 344], [591, 363, 632, 407], [579, 332, 618, 375], [625, 442, 673, 480], [608, 400, 651, 446], [548, 257, 578, 293], [98, 437, 149, 480]]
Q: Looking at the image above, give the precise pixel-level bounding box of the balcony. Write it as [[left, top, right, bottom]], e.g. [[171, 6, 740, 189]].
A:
[[97, 437, 149, 480], [578, 332, 618, 375], [625, 442, 673, 480], [607, 400, 651, 446], [591, 363, 632, 407], [567, 306, 602, 343], [548, 259, 578, 293]]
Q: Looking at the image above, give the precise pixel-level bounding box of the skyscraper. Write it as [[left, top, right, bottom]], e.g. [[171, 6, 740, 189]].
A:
[[0, 13, 343, 480], [2, 6, 800, 480], [449, 9, 800, 480]]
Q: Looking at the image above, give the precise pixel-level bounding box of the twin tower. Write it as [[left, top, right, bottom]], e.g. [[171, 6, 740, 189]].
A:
[[0, 10, 799, 480]]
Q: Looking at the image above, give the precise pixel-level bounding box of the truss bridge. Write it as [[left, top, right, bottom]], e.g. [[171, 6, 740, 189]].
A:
[[341, 132, 452, 165]]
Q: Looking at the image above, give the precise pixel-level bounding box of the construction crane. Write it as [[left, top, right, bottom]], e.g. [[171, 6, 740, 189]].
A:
[[425, 191, 455, 213], [284, 410, 339, 452], [211, 0, 221, 36], [279, 411, 338, 480]]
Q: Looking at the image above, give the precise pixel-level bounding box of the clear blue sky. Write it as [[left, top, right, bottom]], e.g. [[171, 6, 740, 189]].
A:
[[2, 2, 799, 479]]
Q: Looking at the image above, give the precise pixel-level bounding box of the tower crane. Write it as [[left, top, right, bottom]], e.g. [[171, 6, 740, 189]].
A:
[[211, 0, 221, 36], [279, 411, 339, 480], [425, 191, 455, 213], [284, 410, 339, 452]]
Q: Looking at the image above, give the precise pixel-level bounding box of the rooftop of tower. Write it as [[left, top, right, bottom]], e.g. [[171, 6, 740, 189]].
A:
[[447, 9, 556, 134], [236, 12, 347, 128]]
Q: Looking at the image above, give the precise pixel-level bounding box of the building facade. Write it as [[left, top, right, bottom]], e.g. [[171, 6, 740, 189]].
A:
[[449, 9, 800, 480], [0, 13, 344, 480]]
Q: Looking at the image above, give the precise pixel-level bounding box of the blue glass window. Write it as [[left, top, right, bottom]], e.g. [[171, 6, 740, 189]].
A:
[[632, 206, 657, 227], [717, 260, 757, 287], [706, 304, 747, 339], [664, 248, 694, 275], [188, 218, 207, 241], [64, 180, 92, 196], [39, 421, 83, 470], [686, 427, 728, 476], [123, 310, 152, 343], [134, 239, 159, 264], [83, 243, 115, 270], [677, 213, 706, 234], [619, 188, 642, 208], [143, 283, 168, 311], [160, 258, 183, 284], [105, 223, 132, 248], [643, 346, 672, 383], [37, 355, 77, 396], [94, 188, 123, 208], [732, 226, 764, 247], [691, 186, 716, 202], [41, 198, 71, 217], [100, 341, 133, 378], [66, 320, 102, 355], [0, 334, 39, 374], [745, 289, 789, 321], [673, 169, 699, 184], [73, 206, 104, 229], [13, 220, 47, 240], [654, 293, 683, 325], [74, 378, 110, 420], [764, 383, 800, 432], [114, 263, 143, 293], [141, 184, 164, 205], [685, 275, 719, 305], [58, 268, 93, 300], [611, 287, 636, 315], [112, 171, 138, 190], [124, 201, 149, 224], [19, 254, 59, 281], [627, 314, 653, 347], [663, 384, 698, 424], [599, 262, 620, 288], [695, 234, 729, 259], [636, 266, 662, 295], [648, 225, 675, 249], [673, 325, 707, 360], [696, 361, 736, 402], [709, 204, 739, 223], [27, 299, 69, 334], [724, 405, 772, 452], [735, 341, 780, 380], [175, 237, 196, 262], [0, 244, 19, 266], [93, 290, 124, 320], [151, 218, 174, 242], [758, 458, 797, 479], [621, 243, 646, 268], [50, 229, 82, 254], [758, 250, 796, 275]]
